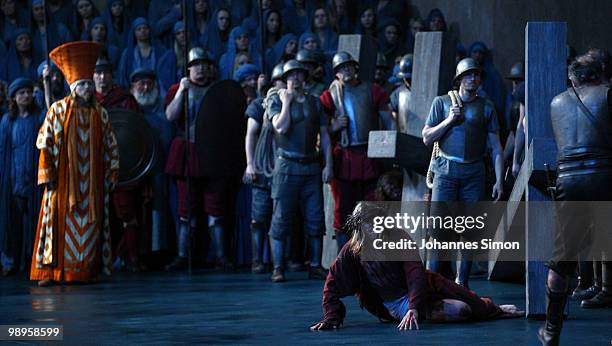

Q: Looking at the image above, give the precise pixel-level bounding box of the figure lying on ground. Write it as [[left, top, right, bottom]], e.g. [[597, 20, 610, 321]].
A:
[[310, 203, 523, 331]]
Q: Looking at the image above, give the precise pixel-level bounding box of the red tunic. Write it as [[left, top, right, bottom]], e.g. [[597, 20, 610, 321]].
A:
[[319, 82, 389, 181], [163, 83, 203, 177], [96, 85, 146, 214], [96, 86, 141, 112], [320, 242, 502, 326]]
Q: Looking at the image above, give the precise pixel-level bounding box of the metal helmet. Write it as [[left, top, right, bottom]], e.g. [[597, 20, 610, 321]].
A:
[[187, 47, 213, 67], [296, 49, 318, 64], [332, 51, 358, 71], [282, 59, 308, 79], [376, 53, 388, 68], [506, 62, 524, 81], [271, 63, 285, 81], [453, 58, 483, 84], [397, 54, 413, 79]]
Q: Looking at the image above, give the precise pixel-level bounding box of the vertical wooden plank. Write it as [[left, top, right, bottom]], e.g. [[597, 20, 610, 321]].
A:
[[525, 21, 567, 318], [408, 32, 455, 138]]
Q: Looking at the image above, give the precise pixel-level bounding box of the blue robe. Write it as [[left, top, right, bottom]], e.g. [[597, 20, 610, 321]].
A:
[[0, 38, 39, 84], [103, 1, 131, 50], [148, 0, 180, 49], [0, 111, 44, 267], [157, 49, 184, 99], [210, 0, 252, 31], [118, 24, 167, 88], [218, 26, 261, 81], [264, 33, 297, 76], [0, 9, 29, 47], [30, 21, 73, 63], [200, 8, 230, 62]]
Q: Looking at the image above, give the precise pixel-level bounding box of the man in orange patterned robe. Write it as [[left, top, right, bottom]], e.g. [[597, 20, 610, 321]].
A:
[[30, 41, 120, 286]]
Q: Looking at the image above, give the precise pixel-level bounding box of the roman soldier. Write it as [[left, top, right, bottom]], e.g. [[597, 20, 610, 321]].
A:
[[422, 58, 504, 289], [243, 63, 286, 273], [319, 51, 396, 251], [164, 47, 231, 271], [266, 59, 333, 282]]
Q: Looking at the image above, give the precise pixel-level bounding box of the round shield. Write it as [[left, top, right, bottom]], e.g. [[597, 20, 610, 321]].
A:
[[195, 80, 247, 177], [109, 108, 157, 186]]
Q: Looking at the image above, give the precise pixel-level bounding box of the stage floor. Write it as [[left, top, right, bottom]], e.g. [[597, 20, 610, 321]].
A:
[[0, 271, 610, 345]]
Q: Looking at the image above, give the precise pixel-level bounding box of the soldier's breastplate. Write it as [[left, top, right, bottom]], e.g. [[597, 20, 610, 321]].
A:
[[186, 87, 207, 142], [397, 86, 421, 136], [552, 86, 612, 160], [343, 82, 378, 146], [440, 97, 488, 163], [276, 97, 318, 157]]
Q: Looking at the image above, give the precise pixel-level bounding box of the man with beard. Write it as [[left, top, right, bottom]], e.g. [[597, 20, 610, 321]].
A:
[[129, 68, 173, 258], [266, 60, 333, 282], [243, 63, 285, 273], [320, 51, 396, 251], [0, 78, 45, 276], [94, 56, 146, 272], [164, 47, 231, 271], [422, 58, 504, 289], [30, 41, 119, 286]]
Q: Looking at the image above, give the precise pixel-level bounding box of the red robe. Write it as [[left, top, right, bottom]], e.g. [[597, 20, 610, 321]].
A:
[[96, 86, 141, 113], [320, 242, 502, 326]]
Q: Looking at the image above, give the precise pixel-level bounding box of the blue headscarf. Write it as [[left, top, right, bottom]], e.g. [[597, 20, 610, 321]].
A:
[[233, 64, 260, 83], [218, 26, 261, 80], [28, 1, 73, 62], [298, 32, 320, 50], [36, 60, 59, 78], [201, 8, 231, 62], [210, 0, 251, 30], [85, 17, 121, 75], [8, 78, 33, 98], [253, 9, 283, 53], [184, 0, 211, 45], [156, 23, 186, 98], [310, 9, 338, 57], [282, 0, 313, 35], [265, 33, 297, 76], [103, 0, 130, 49], [1, 29, 38, 84], [73, 0, 100, 40], [118, 17, 166, 88]]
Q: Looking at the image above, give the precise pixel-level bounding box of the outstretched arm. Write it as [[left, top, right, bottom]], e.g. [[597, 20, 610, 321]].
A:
[[310, 245, 360, 331]]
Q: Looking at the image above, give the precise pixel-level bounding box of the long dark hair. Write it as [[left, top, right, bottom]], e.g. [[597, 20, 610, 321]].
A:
[[8, 91, 38, 120]]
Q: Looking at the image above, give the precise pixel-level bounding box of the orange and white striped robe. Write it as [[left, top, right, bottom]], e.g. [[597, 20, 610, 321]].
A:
[[30, 96, 119, 282]]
